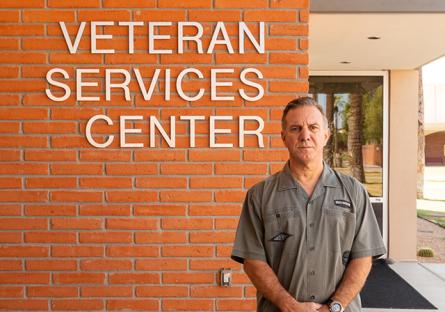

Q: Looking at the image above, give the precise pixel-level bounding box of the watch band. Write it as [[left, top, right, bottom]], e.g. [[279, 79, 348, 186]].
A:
[[327, 298, 344, 312]]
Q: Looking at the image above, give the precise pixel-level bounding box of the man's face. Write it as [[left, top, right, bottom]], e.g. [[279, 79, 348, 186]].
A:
[[281, 105, 330, 166]]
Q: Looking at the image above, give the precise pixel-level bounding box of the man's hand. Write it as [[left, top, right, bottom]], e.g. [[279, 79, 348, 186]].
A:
[[279, 298, 321, 312], [316, 304, 329, 312]]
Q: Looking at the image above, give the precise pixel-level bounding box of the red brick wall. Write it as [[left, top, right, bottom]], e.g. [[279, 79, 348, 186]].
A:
[[425, 131, 445, 165], [0, 0, 309, 310]]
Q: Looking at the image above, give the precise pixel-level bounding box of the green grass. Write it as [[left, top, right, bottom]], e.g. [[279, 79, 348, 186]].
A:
[[417, 209, 445, 229]]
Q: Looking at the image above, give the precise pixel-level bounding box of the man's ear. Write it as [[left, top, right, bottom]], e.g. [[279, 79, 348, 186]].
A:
[[281, 130, 285, 142], [323, 128, 331, 146]]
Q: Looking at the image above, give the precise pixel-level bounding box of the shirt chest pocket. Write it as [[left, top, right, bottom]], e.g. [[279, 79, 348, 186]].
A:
[[263, 207, 305, 261], [321, 204, 356, 253]]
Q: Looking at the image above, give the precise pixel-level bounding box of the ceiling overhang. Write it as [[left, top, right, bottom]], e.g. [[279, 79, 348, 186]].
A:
[[309, 13, 445, 71]]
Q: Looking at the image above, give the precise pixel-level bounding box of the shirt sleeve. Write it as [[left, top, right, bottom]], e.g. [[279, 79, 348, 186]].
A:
[[350, 181, 387, 259], [231, 187, 267, 264]]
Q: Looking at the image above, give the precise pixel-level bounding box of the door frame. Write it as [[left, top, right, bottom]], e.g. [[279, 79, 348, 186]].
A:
[[309, 70, 389, 255]]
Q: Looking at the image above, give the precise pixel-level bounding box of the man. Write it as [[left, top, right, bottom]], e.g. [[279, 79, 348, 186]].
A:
[[231, 97, 386, 312]]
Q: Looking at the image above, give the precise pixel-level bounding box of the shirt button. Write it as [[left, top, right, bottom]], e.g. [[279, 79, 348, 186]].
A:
[[309, 246, 315, 251], [310, 270, 315, 275], [309, 223, 314, 228], [310, 295, 316, 300]]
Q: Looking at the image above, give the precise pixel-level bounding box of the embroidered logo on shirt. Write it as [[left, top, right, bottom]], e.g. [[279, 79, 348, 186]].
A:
[[334, 199, 351, 209], [270, 232, 292, 242]]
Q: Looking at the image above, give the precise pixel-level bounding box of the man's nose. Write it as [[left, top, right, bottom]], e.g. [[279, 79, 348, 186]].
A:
[[299, 127, 310, 141]]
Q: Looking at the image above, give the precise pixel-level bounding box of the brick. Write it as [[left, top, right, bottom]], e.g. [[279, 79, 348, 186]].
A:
[[270, 24, 308, 36], [0, 95, 19, 106], [0, 191, 48, 202], [0, 80, 46, 92], [50, 53, 102, 64], [215, 190, 245, 202], [106, 218, 158, 230], [190, 177, 242, 189], [0, 66, 18, 78], [161, 164, 212, 175], [79, 232, 132, 243], [137, 285, 188, 297], [25, 205, 76, 216], [0, 286, 23, 297], [51, 246, 104, 257], [189, 150, 240, 161], [159, 0, 211, 8], [53, 273, 105, 284], [80, 177, 132, 189], [0, 136, 48, 148], [107, 191, 157, 203], [25, 177, 76, 189], [160, 191, 212, 202], [161, 218, 213, 230], [48, 0, 100, 7], [190, 231, 235, 243], [0, 25, 44, 36], [270, 52, 308, 64], [0, 122, 19, 134], [0, 0, 43, 7], [215, 218, 238, 229], [190, 259, 241, 271], [161, 53, 213, 64], [163, 272, 214, 284], [135, 232, 187, 244], [26, 260, 77, 271], [80, 204, 131, 216], [136, 177, 187, 189], [0, 108, 47, 120], [0, 232, 21, 243], [80, 259, 132, 271], [23, 10, 75, 22], [80, 150, 131, 162], [25, 151, 76, 161], [243, 150, 288, 161], [162, 245, 213, 257], [52, 164, 103, 175], [270, 0, 308, 8], [216, 53, 267, 64], [25, 232, 76, 243], [105, 53, 157, 64], [81, 286, 132, 297], [0, 150, 20, 162], [192, 286, 242, 297], [245, 10, 297, 21], [0, 39, 18, 50], [23, 122, 76, 134], [215, 0, 267, 8], [216, 246, 232, 257], [270, 80, 308, 93], [0, 300, 48, 311], [0, 177, 20, 188], [104, 0, 155, 7], [27, 286, 78, 297], [78, 10, 130, 21], [107, 246, 159, 257], [136, 259, 187, 271], [51, 191, 102, 202], [0, 246, 48, 257], [0, 11, 19, 22], [215, 163, 267, 175], [163, 299, 213, 311], [22, 38, 72, 51], [109, 273, 160, 284], [0, 273, 49, 284], [134, 150, 185, 161], [51, 299, 104, 311], [107, 299, 159, 311], [134, 205, 186, 216], [189, 10, 241, 21], [245, 176, 266, 188], [51, 218, 102, 230], [51, 136, 95, 149], [0, 260, 22, 271], [217, 299, 257, 311], [106, 164, 157, 175], [189, 205, 241, 216], [135, 10, 186, 22]]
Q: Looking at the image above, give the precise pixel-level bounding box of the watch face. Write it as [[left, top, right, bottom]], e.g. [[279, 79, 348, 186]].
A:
[[331, 303, 342, 312]]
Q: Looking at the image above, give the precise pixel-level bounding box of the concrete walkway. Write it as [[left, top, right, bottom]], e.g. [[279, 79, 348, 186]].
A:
[[363, 262, 445, 312]]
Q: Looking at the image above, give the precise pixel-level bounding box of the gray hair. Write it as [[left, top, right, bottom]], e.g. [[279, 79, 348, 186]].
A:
[[281, 97, 329, 130]]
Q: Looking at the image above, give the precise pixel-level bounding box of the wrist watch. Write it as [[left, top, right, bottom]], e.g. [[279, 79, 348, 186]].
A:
[[326, 298, 344, 312]]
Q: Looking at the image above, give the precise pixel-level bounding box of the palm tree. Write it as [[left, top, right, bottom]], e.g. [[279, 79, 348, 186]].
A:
[[347, 93, 366, 182]]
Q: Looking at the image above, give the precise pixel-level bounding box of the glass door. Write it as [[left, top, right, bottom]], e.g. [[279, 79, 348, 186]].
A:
[[309, 73, 388, 248]]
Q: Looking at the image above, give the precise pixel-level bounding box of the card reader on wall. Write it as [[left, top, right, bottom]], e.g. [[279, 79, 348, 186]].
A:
[[220, 268, 232, 287]]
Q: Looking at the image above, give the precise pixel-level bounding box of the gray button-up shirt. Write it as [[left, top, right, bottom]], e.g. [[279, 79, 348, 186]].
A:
[[231, 161, 386, 312]]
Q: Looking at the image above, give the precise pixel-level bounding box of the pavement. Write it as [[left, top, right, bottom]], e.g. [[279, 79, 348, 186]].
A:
[[363, 261, 445, 312]]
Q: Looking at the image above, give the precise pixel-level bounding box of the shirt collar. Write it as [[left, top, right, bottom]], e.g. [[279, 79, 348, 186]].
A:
[[277, 160, 339, 191]]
